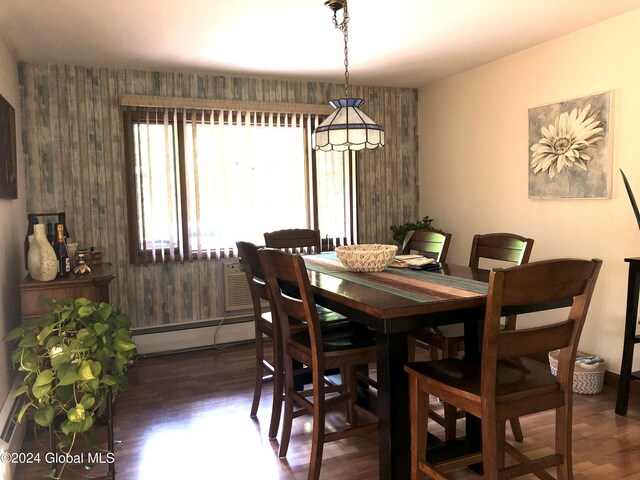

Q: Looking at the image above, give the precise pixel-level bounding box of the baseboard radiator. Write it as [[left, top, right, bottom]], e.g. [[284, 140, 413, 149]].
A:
[[0, 377, 27, 480], [133, 258, 270, 356]]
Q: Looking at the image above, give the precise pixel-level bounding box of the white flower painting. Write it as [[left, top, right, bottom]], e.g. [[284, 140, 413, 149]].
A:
[[528, 92, 612, 199]]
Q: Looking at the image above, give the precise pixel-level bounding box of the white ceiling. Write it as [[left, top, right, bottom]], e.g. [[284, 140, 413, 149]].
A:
[[2, 0, 640, 89]]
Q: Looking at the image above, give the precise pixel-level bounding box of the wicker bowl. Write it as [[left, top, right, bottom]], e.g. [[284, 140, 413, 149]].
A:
[[335, 244, 398, 272]]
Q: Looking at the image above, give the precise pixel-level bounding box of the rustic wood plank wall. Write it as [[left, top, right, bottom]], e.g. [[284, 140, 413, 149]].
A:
[[19, 63, 419, 328]]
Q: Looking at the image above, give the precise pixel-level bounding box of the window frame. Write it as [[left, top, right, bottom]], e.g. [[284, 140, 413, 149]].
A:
[[122, 107, 356, 264]]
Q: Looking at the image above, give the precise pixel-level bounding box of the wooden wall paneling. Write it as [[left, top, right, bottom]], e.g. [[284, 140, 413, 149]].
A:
[[59, 66, 76, 239], [19, 63, 419, 329], [47, 65, 63, 217], [33, 66, 51, 211], [92, 69, 108, 259]]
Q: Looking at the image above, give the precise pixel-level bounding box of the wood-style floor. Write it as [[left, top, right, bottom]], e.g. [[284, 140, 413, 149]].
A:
[[14, 341, 640, 480]]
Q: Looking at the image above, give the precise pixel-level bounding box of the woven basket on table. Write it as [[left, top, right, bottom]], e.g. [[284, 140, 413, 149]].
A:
[[548, 349, 605, 394], [335, 244, 398, 272]]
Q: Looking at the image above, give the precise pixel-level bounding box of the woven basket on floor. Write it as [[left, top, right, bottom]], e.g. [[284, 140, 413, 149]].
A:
[[548, 350, 605, 394]]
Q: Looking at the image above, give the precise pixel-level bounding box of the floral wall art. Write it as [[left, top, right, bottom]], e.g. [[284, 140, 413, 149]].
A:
[[528, 91, 612, 199]]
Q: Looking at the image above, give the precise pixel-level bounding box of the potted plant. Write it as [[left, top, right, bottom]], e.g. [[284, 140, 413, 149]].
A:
[[390, 215, 441, 246], [5, 297, 136, 479]]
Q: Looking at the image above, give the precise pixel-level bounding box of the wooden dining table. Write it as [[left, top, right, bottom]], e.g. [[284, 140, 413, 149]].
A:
[[304, 253, 490, 480]]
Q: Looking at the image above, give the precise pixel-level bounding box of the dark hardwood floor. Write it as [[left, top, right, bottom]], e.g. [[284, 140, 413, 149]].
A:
[[14, 341, 640, 479]]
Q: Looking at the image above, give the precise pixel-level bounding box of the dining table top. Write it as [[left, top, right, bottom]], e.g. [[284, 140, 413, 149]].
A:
[[304, 252, 490, 333], [302, 252, 490, 480]]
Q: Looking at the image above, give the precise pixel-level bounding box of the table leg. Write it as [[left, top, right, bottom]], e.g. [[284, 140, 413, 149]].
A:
[[616, 260, 640, 415], [376, 331, 409, 480], [464, 320, 483, 474]]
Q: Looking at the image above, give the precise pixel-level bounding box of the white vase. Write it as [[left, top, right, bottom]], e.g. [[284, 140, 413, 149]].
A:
[[27, 224, 58, 281]]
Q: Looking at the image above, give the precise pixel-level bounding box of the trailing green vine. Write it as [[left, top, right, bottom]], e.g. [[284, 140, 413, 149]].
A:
[[5, 298, 136, 479]]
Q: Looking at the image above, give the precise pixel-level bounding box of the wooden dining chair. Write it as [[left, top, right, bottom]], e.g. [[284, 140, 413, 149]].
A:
[[405, 257, 602, 480], [263, 228, 322, 254], [259, 248, 378, 480], [404, 229, 453, 360], [236, 241, 283, 439], [236, 241, 351, 440], [401, 229, 452, 262], [264, 227, 347, 323], [411, 232, 534, 441]]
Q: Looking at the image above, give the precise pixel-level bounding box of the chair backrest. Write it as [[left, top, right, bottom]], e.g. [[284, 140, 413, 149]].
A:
[[480, 258, 602, 398], [264, 229, 322, 255], [258, 248, 325, 359], [402, 229, 452, 263], [468, 233, 534, 269], [236, 241, 269, 319]]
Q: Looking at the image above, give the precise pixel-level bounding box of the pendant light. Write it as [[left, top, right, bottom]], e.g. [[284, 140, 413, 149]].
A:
[[313, 0, 385, 152]]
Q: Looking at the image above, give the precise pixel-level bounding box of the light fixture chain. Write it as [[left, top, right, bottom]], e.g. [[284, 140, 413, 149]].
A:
[[343, 13, 349, 98], [329, 0, 350, 98]]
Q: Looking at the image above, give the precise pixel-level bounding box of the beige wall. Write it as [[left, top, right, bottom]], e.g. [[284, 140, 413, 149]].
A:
[[418, 9, 640, 373], [0, 35, 27, 408]]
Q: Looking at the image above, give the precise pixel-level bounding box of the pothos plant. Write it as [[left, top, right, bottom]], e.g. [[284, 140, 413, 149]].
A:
[[5, 297, 136, 478], [389, 215, 441, 245]]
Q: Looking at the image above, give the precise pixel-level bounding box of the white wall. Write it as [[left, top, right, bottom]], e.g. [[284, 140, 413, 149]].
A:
[[0, 34, 27, 407], [418, 9, 640, 373]]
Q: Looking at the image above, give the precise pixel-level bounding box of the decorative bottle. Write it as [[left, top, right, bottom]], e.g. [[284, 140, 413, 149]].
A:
[[46, 223, 55, 247], [27, 224, 58, 281], [54, 223, 70, 278], [24, 216, 37, 270]]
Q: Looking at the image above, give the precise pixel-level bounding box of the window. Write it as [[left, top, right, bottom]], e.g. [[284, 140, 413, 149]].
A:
[[123, 104, 356, 264]]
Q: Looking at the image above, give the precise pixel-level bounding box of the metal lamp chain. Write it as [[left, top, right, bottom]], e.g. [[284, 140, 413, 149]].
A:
[[343, 12, 349, 98], [331, 1, 350, 98]]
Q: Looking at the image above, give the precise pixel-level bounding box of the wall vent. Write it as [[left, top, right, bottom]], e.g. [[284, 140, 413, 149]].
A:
[[223, 260, 254, 311]]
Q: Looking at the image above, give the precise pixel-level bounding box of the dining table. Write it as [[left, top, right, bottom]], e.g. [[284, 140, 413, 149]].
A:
[[304, 252, 490, 480]]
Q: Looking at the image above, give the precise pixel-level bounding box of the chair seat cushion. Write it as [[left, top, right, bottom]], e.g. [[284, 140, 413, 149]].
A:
[[406, 356, 559, 402], [291, 322, 375, 352], [316, 305, 349, 324]]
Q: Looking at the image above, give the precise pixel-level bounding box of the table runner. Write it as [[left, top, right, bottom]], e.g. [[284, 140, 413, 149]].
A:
[[305, 253, 487, 303]]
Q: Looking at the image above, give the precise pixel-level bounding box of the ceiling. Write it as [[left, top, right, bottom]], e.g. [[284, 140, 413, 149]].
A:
[[2, 0, 640, 89]]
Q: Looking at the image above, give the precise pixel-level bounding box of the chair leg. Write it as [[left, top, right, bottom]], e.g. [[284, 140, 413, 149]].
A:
[[408, 335, 417, 362], [409, 375, 429, 480], [309, 370, 326, 480], [278, 359, 295, 458], [481, 408, 499, 480], [443, 403, 458, 441], [343, 366, 360, 427], [556, 403, 573, 480], [268, 337, 283, 439], [441, 339, 459, 441], [251, 332, 266, 417], [497, 417, 506, 471], [509, 417, 523, 442]]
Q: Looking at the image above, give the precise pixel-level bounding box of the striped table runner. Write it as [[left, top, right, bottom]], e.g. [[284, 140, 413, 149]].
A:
[[305, 253, 487, 303]]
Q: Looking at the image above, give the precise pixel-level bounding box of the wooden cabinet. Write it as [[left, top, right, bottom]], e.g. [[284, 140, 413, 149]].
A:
[[19, 266, 115, 321]]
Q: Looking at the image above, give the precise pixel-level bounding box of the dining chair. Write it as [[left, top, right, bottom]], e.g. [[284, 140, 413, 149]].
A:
[[403, 229, 453, 361], [259, 248, 378, 480], [264, 227, 347, 325], [404, 257, 602, 480], [401, 229, 452, 262], [237, 241, 351, 439], [263, 228, 322, 254], [236, 241, 283, 439], [411, 232, 534, 441]]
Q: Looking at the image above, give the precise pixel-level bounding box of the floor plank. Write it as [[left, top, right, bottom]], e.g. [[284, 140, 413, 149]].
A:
[[13, 341, 640, 479]]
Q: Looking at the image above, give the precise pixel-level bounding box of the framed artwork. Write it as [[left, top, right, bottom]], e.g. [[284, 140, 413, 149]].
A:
[[528, 91, 612, 199], [0, 94, 17, 199]]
